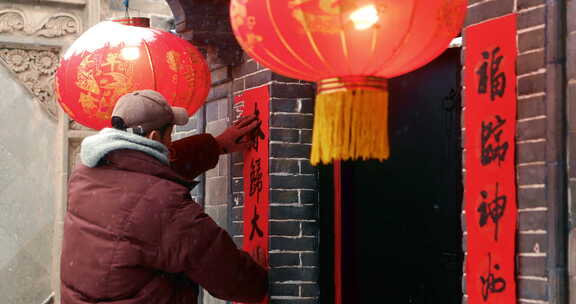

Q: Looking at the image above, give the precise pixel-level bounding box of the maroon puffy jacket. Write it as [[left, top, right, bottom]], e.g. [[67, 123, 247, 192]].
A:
[[61, 134, 267, 304]]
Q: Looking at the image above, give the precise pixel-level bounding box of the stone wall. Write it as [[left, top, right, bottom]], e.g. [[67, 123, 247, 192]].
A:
[[0, 57, 58, 304], [0, 1, 174, 303]]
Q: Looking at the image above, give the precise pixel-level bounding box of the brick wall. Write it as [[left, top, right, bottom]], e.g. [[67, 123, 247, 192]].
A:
[[463, 0, 558, 303], [567, 0, 576, 302], [230, 57, 321, 304]]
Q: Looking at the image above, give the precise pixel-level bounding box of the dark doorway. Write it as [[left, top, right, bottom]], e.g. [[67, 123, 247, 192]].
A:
[[319, 47, 463, 304]]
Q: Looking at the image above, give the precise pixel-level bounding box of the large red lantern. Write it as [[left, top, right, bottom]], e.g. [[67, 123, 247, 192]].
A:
[[230, 0, 466, 164], [56, 18, 210, 130]]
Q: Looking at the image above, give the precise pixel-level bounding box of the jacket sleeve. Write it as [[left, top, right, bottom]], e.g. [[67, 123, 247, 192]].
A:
[[169, 134, 221, 180], [157, 199, 268, 303]]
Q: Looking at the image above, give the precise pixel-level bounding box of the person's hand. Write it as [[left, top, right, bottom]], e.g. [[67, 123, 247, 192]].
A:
[[215, 114, 261, 154]]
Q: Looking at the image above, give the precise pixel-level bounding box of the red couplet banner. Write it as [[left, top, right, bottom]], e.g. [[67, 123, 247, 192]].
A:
[[464, 14, 518, 304], [234, 85, 270, 304]]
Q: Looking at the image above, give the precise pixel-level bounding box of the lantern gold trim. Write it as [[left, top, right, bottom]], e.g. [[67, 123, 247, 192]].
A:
[[311, 76, 389, 165], [111, 17, 150, 28]]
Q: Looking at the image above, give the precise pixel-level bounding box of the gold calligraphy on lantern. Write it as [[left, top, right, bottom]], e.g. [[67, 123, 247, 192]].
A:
[[75, 49, 135, 120]]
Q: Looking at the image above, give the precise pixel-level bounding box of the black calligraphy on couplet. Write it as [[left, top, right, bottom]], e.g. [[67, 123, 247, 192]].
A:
[[250, 158, 263, 203], [249, 206, 264, 241], [248, 104, 266, 151], [481, 115, 509, 167], [477, 183, 507, 242], [477, 47, 506, 101], [480, 253, 507, 302]]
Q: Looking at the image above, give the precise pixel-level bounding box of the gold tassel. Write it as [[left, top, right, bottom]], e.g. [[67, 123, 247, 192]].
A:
[[311, 77, 389, 165]]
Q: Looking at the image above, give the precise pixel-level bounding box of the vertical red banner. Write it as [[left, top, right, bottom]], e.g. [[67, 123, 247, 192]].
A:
[[464, 14, 518, 304], [234, 86, 270, 304]]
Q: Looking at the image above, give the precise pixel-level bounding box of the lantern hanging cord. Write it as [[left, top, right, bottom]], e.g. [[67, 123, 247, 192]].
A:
[[123, 0, 130, 18]]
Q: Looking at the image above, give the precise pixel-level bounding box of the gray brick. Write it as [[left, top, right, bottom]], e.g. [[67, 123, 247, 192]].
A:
[[518, 233, 548, 254], [301, 284, 320, 297], [517, 0, 545, 10], [270, 237, 317, 251], [272, 73, 301, 83], [568, 133, 576, 178], [299, 99, 314, 114], [519, 28, 545, 53], [518, 73, 546, 96], [232, 192, 244, 206], [271, 221, 300, 236], [233, 78, 245, 92], [517, 256, 547, 277], [569, 33, 576, 80], [269, 283, 300, 297], [207, 83, 229, 101], [232, 59, 258, 78], [245, 70, 272, 88], [219, 100, 229, 119], [300, 129, 313, 144], [517, 5, 545, 29], [518, 187, 546, 208], [269, 267, 319, 282], [517, 118, 547, 140], [232, 177, 243, 192], [570, 0, 576, 33], [271, 114, 314, 129], [271, 128, 300, 143], [301, 221, 318, 236], [465, 0, 514, 26], [301, 252, 319, 266], [270, 190, 299, 204], [517, 50, 545, 76], [233, 235, 243, 248], [517, 141, 546, 163], [300, 190, 317, 204], [568, 83, 576, 132], [271, 99, 299, 113], [270, 82, 315, 99], [271, 143, 311, 158], [231, 206, 244, 221], [271, 159, 299, 174], [518, 211, 547, 231], [206, 100, 220, 123], [211, 66, 229, 84], [271, 205, 318, 220], [232, 162, 243, 178], [518, 164, 546, 185], [269, 253, 300, 267], [518, 95, 546, 119], [270, 175, 316, 190], [300, 161, 315, 175], [518, 278, 548, 301]]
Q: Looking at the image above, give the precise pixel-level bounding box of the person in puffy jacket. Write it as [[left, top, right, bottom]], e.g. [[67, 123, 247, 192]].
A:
[[60, 89, 267, 304]]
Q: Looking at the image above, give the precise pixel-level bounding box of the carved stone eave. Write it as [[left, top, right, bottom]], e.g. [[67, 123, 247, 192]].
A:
[[165, 0, 243, 66], [0, 7, 82, 121]]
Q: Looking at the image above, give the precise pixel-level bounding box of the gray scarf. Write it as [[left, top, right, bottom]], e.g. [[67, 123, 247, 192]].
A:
[[80, 128, 169, 168]]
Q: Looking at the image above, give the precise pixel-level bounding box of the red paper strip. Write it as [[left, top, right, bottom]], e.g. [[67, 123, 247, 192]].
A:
[[234, 86, 270, 304], [464, 14, 518, 304]]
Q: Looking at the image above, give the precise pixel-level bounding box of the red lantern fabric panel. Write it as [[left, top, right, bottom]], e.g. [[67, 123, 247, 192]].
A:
[[230, 0, 466, 81], [56, 21, 210, 130], [234, 86, 270, 304], [464, 14, 517, 304]]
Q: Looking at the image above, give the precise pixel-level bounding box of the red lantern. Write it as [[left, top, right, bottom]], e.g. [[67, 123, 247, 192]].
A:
[[55, 18, 210, 130], [230, 0, 466, 164]]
